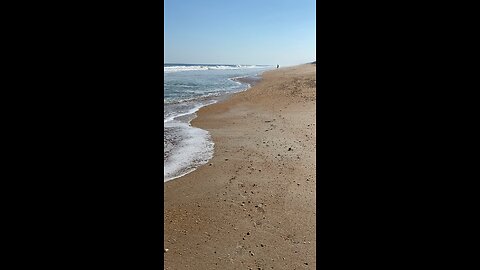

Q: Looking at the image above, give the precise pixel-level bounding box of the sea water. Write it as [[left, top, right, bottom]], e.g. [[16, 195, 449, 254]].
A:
[[164, 63, 273, 182]]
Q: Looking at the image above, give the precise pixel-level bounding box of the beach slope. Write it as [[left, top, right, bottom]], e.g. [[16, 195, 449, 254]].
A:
[[164, 63, 316, 269]]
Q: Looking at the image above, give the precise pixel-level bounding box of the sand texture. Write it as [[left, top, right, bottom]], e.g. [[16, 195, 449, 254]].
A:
[[164, 64, 317, 269]]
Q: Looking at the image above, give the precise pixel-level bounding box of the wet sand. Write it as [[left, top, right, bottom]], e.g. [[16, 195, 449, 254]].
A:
[[164, 63, 317, 269]]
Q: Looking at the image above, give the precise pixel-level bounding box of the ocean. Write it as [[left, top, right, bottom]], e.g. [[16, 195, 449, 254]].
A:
[[164, 63, 273, 182]]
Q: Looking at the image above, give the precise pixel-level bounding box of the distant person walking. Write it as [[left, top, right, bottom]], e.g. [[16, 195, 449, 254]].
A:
[[277, 64, 279, 69]]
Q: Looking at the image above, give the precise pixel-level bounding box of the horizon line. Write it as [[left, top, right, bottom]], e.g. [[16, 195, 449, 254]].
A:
[[164, 62, 274, 66]]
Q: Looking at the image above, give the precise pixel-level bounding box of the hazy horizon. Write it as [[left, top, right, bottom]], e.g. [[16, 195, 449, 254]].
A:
[[164, 0, 316, 67], [163, 62, 274, 66]]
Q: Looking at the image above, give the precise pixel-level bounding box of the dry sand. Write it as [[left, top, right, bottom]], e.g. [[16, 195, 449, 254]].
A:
[[164, 64, 316, 269]]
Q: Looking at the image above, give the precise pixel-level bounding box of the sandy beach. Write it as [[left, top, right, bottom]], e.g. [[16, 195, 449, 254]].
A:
[[164, 63, 316, 269]]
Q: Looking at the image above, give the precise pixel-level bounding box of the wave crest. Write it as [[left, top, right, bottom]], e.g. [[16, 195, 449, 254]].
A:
[[164, 65, 262, 73]]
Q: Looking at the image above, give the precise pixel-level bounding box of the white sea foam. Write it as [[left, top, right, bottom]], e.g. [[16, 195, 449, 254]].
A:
[[164, 122, 214, 182], [164, 65, 261, 73], [164, 98, 220, 182], [164, 100, 217, 123]]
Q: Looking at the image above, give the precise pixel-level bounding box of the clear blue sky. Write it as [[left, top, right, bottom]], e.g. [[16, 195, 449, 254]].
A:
[[164, 0, 316, 66]]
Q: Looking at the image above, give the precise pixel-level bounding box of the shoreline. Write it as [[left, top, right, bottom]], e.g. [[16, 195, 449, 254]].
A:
[[164, 71, 267, 182], [164, 63, 316, 269]]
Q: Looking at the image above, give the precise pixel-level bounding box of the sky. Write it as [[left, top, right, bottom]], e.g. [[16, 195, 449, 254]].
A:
[[164, 0, 316, 66]]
